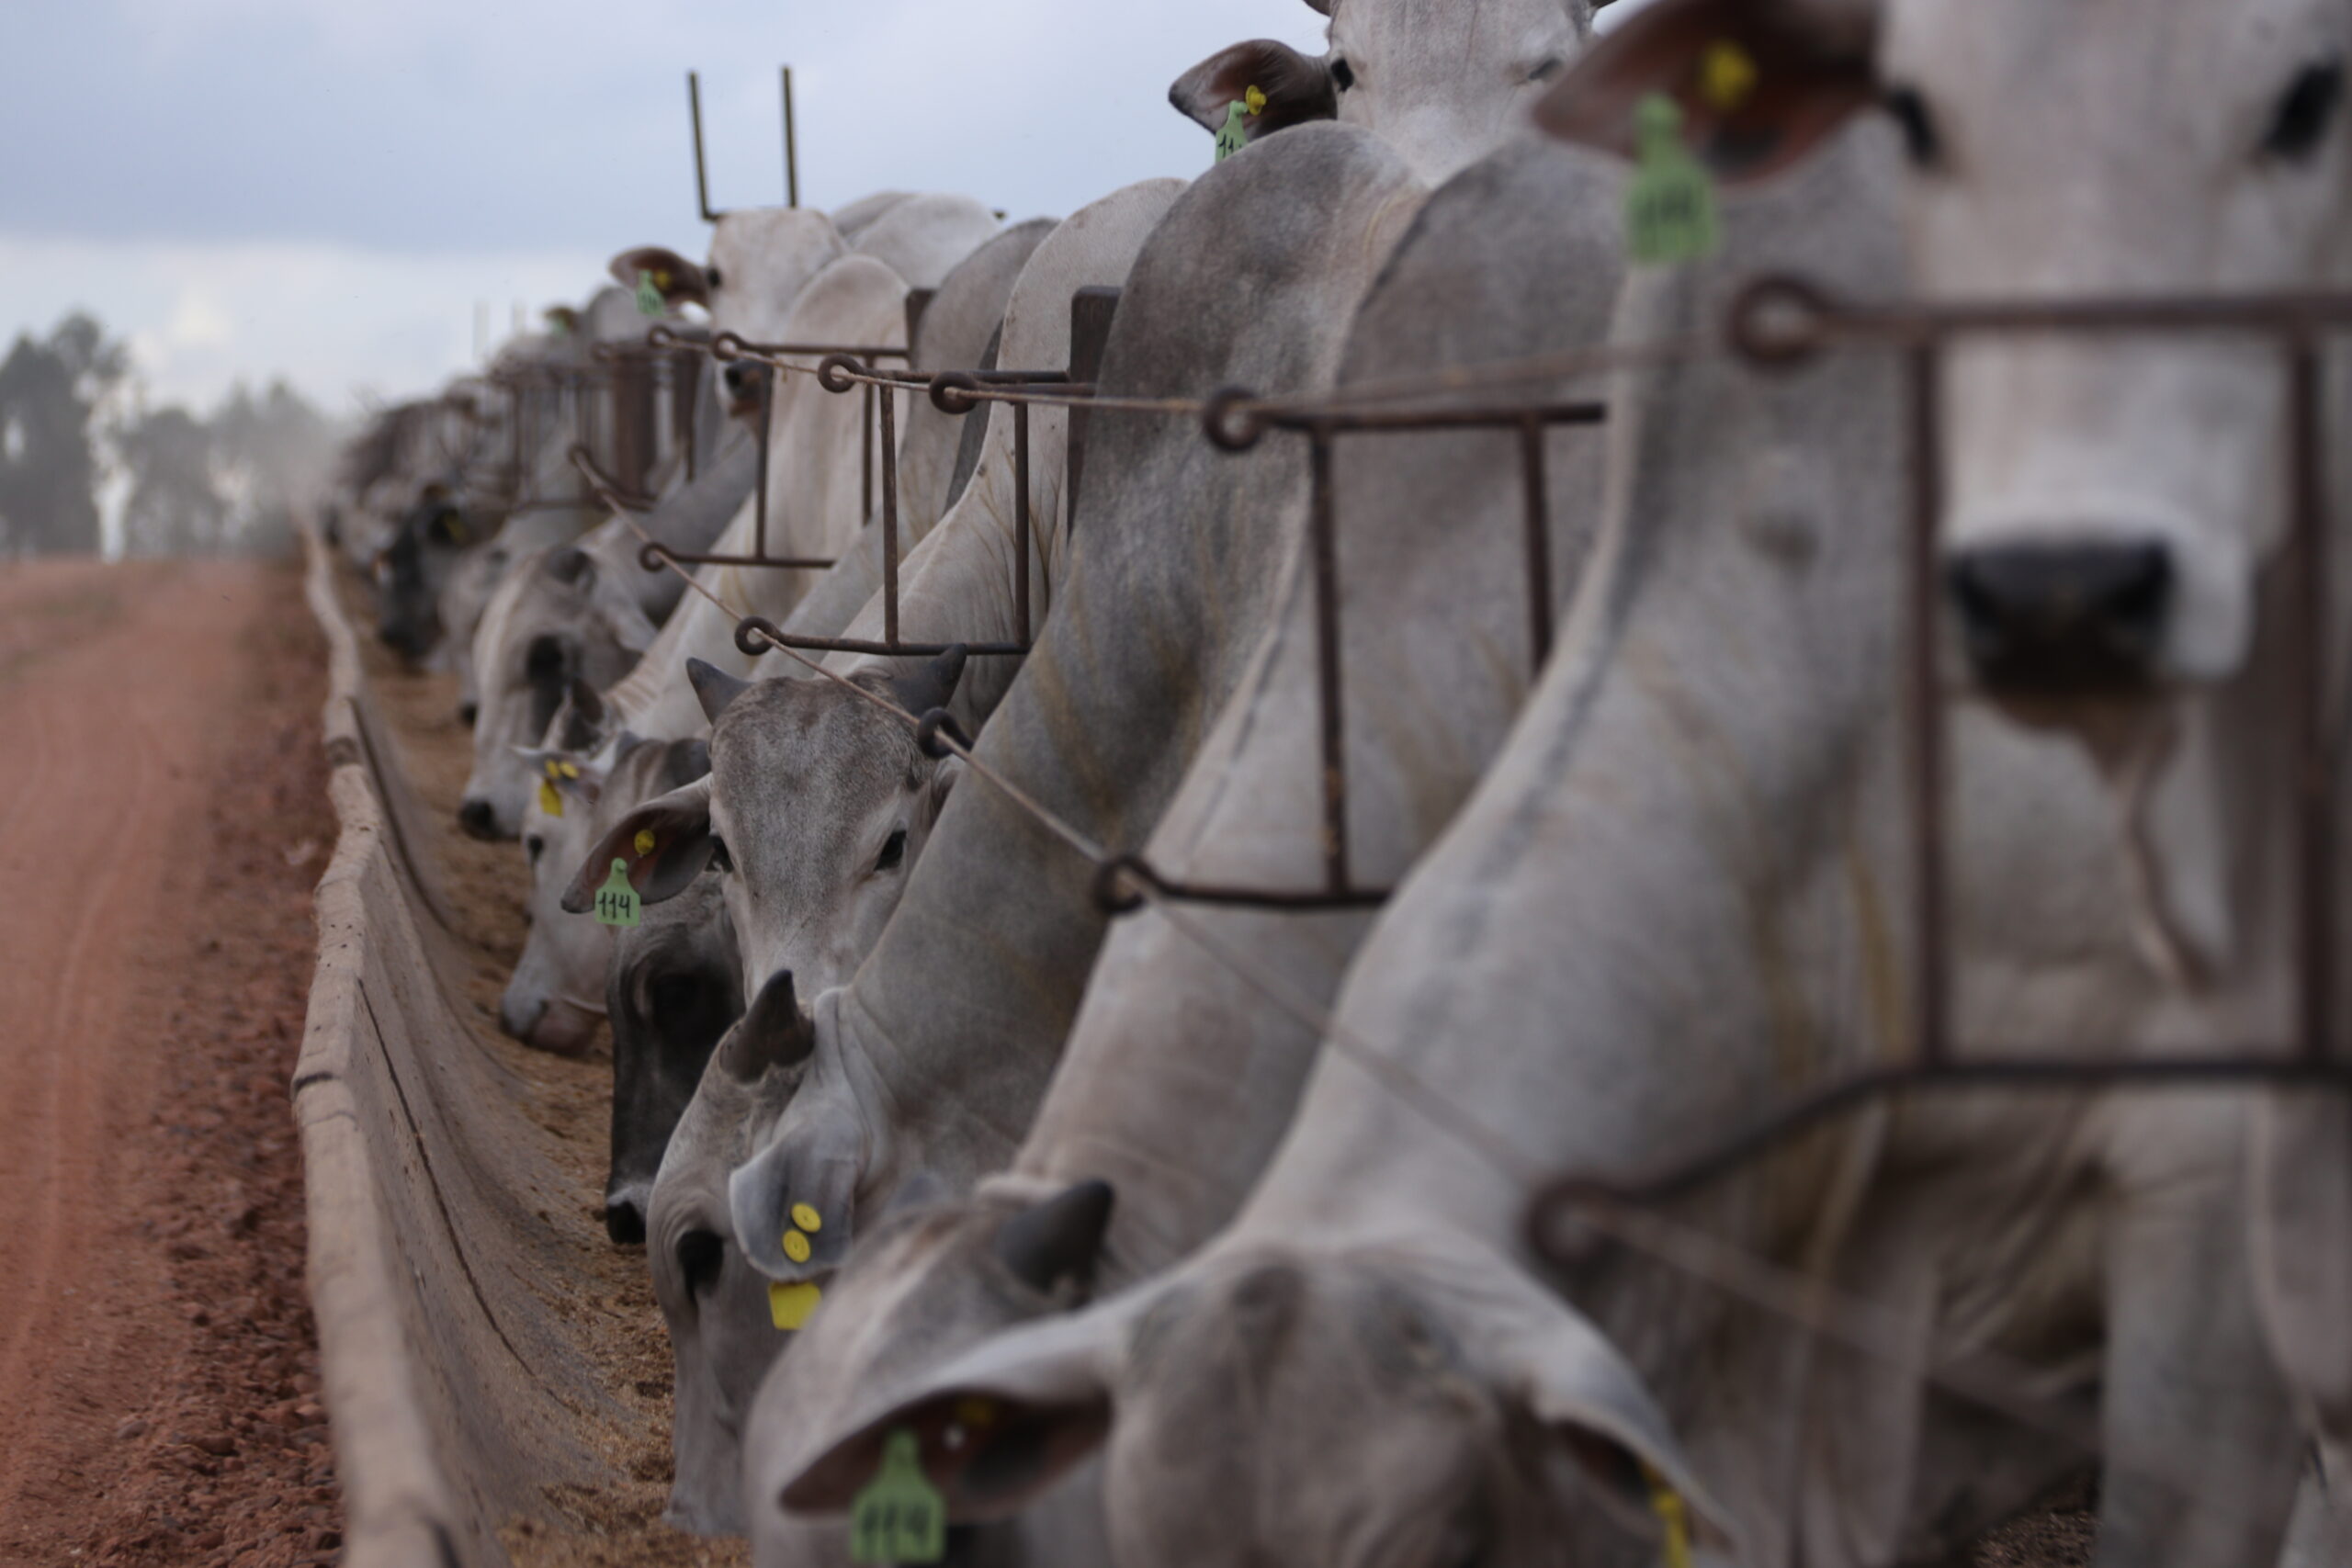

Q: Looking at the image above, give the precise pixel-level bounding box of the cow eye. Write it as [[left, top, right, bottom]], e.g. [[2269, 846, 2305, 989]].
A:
[[1527, 55, 1565, 85], [2262, 60, 2344, 162], [875, 829, 908, 873], [1883, 83, 1941, 169], [1331, 57, 1356, 93], [526, 835, 545, 866], [676, 1229, 725, 1298], [707, 836, 733, 874]]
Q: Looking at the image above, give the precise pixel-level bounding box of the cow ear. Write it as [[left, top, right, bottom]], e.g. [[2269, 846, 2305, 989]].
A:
[[560, 776, 716, 913], [515, 748, 603, 815], [777, 1291, 1146, 1523], [610, 246, 710, 309], [729, 1064, 861, 1283], [1169, 39, 1337, 139], [1496, 1291, 1739, 1556], [1534, 0, 1881, 185]]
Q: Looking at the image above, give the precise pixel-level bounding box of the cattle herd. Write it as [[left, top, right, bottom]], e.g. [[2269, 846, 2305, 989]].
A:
[[320, 0, 2352, 1562]]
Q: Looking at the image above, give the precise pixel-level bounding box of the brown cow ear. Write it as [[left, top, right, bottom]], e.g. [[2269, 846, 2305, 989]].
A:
[[1534, 0, 1881, 186], [560, 777, 715, 913], [1168, 39, 1337, 139], [608, 245, 711, 308]]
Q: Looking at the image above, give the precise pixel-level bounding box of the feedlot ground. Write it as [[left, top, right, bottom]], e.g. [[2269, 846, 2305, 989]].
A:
[[332, 562, 745, 1568], [0, 558, 341, 1566]]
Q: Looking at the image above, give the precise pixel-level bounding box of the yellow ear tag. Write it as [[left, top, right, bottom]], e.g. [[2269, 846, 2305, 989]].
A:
[[538, 779, 564, 818], [782, 1229, 812, 1263], [768, 1280, 823, 1330], [1700, 39, 1758, 112], [791, 1202, 822, 1232], [1245, 85, 1267, 116], [634, 828, 658, 857], [558, 760, 582, 780], [1644, 1465, 1693, 1568]]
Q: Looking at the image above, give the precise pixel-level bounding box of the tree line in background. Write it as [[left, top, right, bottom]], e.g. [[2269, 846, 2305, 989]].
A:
[[0, 311, 341, 559]]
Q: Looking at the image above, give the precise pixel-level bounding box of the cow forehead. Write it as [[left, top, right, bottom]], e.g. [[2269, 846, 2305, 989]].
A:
[[1886, 0, 2340, 122], [711, 683, 914, 788], [1331, 0, 1582, 68]]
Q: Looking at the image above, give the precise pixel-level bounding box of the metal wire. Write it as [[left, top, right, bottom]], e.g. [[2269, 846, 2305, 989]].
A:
[[598, 287, 2343, 1540]]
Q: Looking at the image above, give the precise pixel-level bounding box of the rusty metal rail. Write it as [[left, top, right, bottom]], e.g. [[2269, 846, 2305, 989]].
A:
[[702, 283, 1608, 908], [1526, 276, 2352, 1255], [639, 289, 1123, 664]]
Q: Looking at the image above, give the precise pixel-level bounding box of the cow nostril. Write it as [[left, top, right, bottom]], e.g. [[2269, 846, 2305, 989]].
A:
[[458, 797, 502, 840], [458, 699, 480, 728], [1946, 539, 2175, 694], [605, 1198, 647, 1247]]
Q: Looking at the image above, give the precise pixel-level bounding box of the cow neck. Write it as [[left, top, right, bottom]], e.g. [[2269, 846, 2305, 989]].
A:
[[824, 127, 1430, 1181]]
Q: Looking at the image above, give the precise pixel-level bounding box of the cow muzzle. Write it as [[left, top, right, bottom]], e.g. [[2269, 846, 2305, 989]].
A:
[[1946, 537, 2175, 696]]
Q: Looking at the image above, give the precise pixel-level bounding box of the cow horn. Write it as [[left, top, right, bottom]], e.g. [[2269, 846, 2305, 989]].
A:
[[993, 1180, 1115, 1295], [889, 644, 968, 719], [689, 658, 755, 723], [723, 970, 817, 1080]]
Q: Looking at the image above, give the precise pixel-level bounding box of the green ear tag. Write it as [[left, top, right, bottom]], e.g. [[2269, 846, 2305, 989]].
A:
[[594, 859, 640, 929], [636, 270, 665, 317], [1624, 94, 1718, 267], [1215, 100, 1252, 164], [851, 1430, 946, 1565]]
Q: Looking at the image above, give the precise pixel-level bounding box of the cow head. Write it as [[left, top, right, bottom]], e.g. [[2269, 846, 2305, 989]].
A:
[[644, 968, 823, 1535], [1170, 0, 1596, 185], [610, 208, 847, 424], [605, 867, 741, 1247], [372, 485, 468, 662], [778, 1242, 1729, 1568], [501, 731, 707, 1055], [457, 546, 656, 840], [561, 650, 967, 1000], [1541, 0, 2352, 721]]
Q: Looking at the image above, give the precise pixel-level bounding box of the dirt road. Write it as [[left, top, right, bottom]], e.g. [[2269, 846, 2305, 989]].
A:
[[0, 558, 341, 1566]]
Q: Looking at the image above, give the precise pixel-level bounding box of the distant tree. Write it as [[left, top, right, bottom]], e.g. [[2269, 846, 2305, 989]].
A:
[[0, 312, 130, 557], [119, 406, 229, 558]]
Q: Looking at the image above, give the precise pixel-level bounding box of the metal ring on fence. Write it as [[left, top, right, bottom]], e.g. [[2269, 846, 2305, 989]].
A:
[[1728, 275, 1838, 372], [818, 355, 865, 395], [637, 540, 676, 574], [929, 372, 983, 416], [736, 615, 786, 659], [1203, 386, 1267, 452], [710, 331, 749, 363], [914, 707, 971, 761], [1091, 854, 1154, 916]]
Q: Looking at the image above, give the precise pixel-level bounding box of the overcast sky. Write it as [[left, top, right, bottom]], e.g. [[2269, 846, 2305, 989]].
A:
[[0, 0, 1341, 415]]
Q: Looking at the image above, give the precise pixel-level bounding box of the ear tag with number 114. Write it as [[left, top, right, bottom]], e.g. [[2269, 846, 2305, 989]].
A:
[[1215, 85, 1268, 164], [594, 860, 640, 928], [1624, 93, 1718, 266], [850, 1430, 946, 1564]]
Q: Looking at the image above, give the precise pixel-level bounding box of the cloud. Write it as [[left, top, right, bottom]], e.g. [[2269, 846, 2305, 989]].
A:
[[0, 0, 1336, 412], [0, 236, 607, 412]]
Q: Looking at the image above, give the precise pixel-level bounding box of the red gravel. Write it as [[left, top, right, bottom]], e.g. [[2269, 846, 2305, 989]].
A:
[[0, 558, 343, 1567]]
